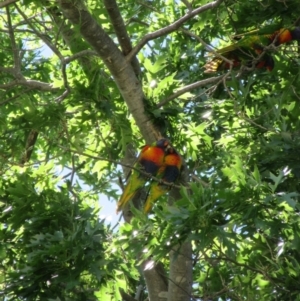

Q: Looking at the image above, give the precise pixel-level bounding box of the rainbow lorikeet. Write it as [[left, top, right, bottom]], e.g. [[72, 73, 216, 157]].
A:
[[143, 146, 182, 213], [204, 26, 300, 73], [116, 139, 170, 214]]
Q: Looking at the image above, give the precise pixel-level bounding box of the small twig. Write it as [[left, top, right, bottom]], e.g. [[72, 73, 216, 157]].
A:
[[0, 79, 58, 91], [20, 130, 39, 165], [180, 28, 234, 66], [292, 85, 300, 101], [238, 112, 275, 132], [181, 0, 193, 12], [6, 5, 22, 77], [125, 17, 149, 27], [200, 286, 234, 300], [136, 0, 159, 12], [191, 174, 210, 187], [0, 28, 36, 34], [64, 50, 98, 64], [60, 119, 76, 185], [222, 71, 235, 99], [111, 213, 123, 231], [96, 124, 111, 159], [214, 244, 265, 275], [0, 88, 33, 106], [15, 4, 63, 60], [60, 59, 71, 96], [156, 74, 227, 108], [56, 144, 186, 189], [12, 13, 42, 28], [61, 162, 86, 179], [55, 89, 70, 103], [134, 284, 144, 301]]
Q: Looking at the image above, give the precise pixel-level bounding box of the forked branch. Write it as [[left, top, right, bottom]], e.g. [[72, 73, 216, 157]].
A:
[[126, 0, 224, 62]]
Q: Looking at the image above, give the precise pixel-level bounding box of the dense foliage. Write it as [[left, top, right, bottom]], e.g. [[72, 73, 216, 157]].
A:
[[1, 0, 300, 300]]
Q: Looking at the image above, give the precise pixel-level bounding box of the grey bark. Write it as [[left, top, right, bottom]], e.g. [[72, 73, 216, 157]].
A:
[[57, 0, 157, 144]]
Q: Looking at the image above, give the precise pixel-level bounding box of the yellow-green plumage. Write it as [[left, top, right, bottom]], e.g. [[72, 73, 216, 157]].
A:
[[117, 171, 145, 213], [116, 139, 170, 213], [144, 147, 182, 213], [204, 26, 300, 73]]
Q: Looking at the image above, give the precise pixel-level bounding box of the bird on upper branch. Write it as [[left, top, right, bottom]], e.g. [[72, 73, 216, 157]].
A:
[[116, 139, 170, 214], [143, 146, 183, 213], [204, 26, 300, 73]]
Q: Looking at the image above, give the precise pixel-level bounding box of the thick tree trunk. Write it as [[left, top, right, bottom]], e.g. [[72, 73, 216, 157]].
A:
[[142, 260, 168, 301], [167, 166, 193, 301], [168, 242, 193, 301]]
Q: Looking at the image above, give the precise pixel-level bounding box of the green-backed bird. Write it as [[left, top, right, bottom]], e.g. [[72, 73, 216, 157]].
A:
[[204, 26, 300, 73]]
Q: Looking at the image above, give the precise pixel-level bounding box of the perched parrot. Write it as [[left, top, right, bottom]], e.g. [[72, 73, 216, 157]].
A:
[[143, 146, 182, 213], [204, 26, 300, 73], [116, 139, 170, 214], [236, 26, 300, 46], [204, 47, 274, 73]]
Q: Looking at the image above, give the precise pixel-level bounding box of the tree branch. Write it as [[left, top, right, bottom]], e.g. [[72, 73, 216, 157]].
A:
[[103, 0, 132, 54], [181, 0, 193, 12], [142, 260, 168, 301], [57, 0, 158, 144], [15, 4, 63, 60], [6, 5, 22, 77], [20, 130, 39, 165], [156, 75, 227, 108], [103, 0, 140, 75], [167, 242, 193, 301], [0, 66, 18, 75], [0, 0, 18, 8], [43, 0, 110, 98], [15, 4, 70, 100], [126, 0, 224, 62], [64, 49, 98, 64], [0, 79, 58, 91]]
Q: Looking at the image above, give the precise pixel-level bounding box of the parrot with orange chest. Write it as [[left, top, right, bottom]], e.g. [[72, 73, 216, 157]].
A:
[[204, 26, 300, 73], [144, 146, 183, 213], [116, 139, 170, 214]]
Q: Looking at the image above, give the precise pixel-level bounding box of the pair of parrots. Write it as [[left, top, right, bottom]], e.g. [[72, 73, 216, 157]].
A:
[[204, 26, 300, 73], [116, 139, 182, 214]]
